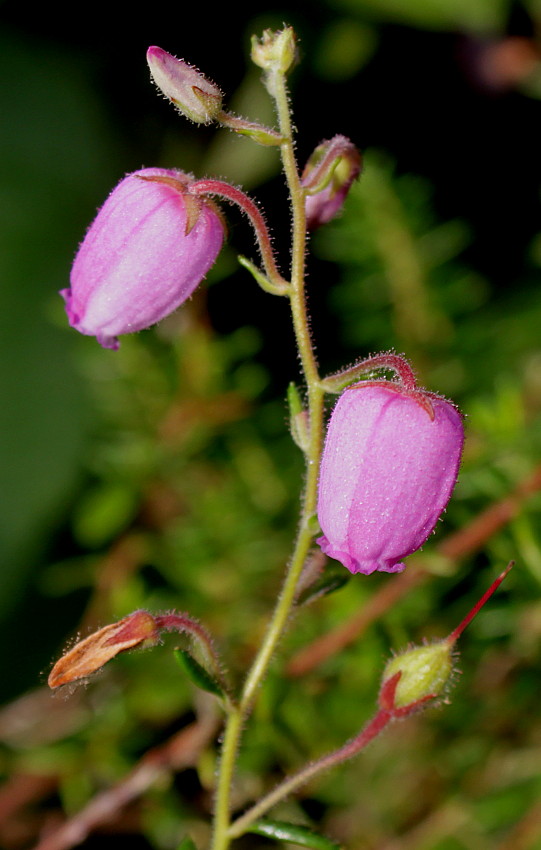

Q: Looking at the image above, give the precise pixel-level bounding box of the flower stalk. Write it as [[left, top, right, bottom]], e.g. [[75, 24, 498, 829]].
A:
[[188, 178, 289, 294], [210, 52, 326, 850]]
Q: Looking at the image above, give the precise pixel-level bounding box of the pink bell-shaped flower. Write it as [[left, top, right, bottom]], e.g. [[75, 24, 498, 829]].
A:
[[317, 383, 464, 575], [61, 168, 224, 349]]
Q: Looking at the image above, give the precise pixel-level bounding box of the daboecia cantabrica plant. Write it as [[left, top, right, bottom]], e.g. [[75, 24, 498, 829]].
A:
[[50, 27, 512, 850]]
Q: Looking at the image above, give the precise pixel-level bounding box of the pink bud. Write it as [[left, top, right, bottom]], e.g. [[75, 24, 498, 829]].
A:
[[61, 168, 224, 349], [302, 136, 362, 231], [317, 384, 464, 575], [147, 46, 223, 124]]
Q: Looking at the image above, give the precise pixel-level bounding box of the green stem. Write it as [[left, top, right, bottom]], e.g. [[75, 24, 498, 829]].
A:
[[210, 66, 325, 850], [240, 67, 324, 711], [212, 707, 243, 847]]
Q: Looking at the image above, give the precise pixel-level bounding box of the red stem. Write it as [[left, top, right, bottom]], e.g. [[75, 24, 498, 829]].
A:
[[188, 179, 287, 288], [355, 353, 418, 389], [447, 562, 514, 644], [153, 613, 227, 693], [324, 352, 418, 392]]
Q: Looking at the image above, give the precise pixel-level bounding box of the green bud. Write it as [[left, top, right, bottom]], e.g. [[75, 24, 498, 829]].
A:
[[382, 641, 453, 708], [380, 565, 513, 714], [251, 28, 297, 74]]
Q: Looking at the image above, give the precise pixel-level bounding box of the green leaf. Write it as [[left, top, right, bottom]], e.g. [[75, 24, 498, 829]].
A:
[[177, 837, 198, 850], [287, 383, 310, 452], [237, 255, 289, 296], [173, 648, 225, 698], [247, 819, 342, 849], [287, 382, 304, 418], [297, 567, 350, 606]]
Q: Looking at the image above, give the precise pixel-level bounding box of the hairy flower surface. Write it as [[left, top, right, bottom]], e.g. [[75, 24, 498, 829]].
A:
[[61, 168, 224, 349], [317, 384, 464, 574]]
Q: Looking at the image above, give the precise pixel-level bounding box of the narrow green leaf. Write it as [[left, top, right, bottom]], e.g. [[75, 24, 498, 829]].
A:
[[231, 123, 285, 146], [287, 384, 311, 451], [297, 567, 350, 606], [237, 255, 289, 295], [287, 382, 304, 418], [173, 648, 224, 698], [248, 819, 342, 849], [177, 837, 198, 850]]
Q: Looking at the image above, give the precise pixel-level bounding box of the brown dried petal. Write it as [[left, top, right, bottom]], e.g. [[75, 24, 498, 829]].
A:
[[48, 610, 159, 689]]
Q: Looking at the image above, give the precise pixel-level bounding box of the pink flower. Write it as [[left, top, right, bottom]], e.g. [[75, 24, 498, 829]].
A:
[[61, 168, 224, 349], [317, 383, 464, 575]]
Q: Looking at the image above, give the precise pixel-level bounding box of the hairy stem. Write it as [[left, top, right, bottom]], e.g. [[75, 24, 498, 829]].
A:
[[189, 179, 289, 293], [210, 66, 325, 850]]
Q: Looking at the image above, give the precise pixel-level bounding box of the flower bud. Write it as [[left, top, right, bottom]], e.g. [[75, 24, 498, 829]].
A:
[[48, 610, 160, 688], [147, 46, 223, 124], [317, 383, 464, 574], [378, 564, 513, 710], [381, 642, 453, 708], [302, 136, 362, 230], [251, 28, 297, 74], [61, 168, 225, 349]]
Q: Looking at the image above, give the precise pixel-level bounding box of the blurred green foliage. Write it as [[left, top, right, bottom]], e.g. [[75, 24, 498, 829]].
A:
[[329, 0, 508, 33], [2, 0, 541, 848]]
